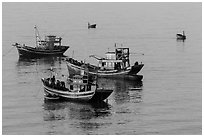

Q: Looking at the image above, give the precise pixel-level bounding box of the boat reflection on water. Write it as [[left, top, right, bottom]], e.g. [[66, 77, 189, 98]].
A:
[[43, 101, 112, 134], [16, 56, 65, 67], [15, 56, 68, 87], [97, 78, 143, 104], [43, 100, 111, 121], [176, 38, 186, 42], [42, 78, 143, 134], [16, 56, 68, 77]]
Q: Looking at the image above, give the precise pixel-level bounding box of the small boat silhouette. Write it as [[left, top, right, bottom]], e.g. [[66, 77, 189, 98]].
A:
[[176, 31, 186, 40], [88, 22, 97, 29]]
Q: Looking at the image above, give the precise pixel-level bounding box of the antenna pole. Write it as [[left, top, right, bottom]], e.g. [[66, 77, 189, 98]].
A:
[[34, 25, 38, 47], [34, 25, 41, 48]]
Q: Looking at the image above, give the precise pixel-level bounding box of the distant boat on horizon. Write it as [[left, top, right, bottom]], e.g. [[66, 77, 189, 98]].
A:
[[176, 31, 186, 40], [88, 22, 97, 29]]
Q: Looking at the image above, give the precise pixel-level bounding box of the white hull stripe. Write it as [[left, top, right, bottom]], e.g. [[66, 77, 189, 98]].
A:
[[44, 85, 95, 95], [44, 89, 94, 99], [67, 62, 130, 76]]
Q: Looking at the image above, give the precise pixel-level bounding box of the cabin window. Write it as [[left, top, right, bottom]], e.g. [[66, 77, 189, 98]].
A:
[[102, 62, 106, 66], [87, 85, 91, 91], [73, 85, 80, 91], [70, 85, 73, 90], [83, 80, 88, 83], [105, 62, 115, 70], [83, 76, 88, 79], [80, 86, 85, 92]]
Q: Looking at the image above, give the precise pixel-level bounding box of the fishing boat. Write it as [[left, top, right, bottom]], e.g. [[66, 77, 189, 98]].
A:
[[13, 26, 69, 58], [66, 46, 144, 81], [42, 74, 96, 102], [176, 31, 186, 40], [88, 22, 97, 29], [41, 69, 113, 102]]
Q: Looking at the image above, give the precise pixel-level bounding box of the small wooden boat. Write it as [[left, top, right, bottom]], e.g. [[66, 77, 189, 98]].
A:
[[13, 26, 69, 58], [66, 45, 144, 81], [176, 31, 186, 40], [88, 22, 97, 29]]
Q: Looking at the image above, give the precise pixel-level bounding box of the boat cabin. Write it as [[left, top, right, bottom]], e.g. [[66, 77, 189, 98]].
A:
[[69, 75, 91, 92], [38, 35, 62, 50], [98, 47, 130, 70]]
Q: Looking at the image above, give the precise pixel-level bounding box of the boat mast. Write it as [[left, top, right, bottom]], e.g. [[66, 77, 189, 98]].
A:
[[34, 25, 41, 48]]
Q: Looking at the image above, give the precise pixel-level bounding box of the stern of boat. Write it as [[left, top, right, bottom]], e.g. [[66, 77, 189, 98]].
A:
[[90, 88, 113, 102], [128, 62, 144, 75]]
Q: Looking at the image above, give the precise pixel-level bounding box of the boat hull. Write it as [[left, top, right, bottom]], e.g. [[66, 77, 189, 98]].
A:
[[67, 61, 143, 81], [16, 45, 69, 58], [176, 34, 186, 40], [90, 88, 113, 102], [88, 24, 96, 29]]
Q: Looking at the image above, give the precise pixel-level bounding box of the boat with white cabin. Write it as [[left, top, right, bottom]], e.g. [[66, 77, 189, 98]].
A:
[[66, 45, 144, 81]]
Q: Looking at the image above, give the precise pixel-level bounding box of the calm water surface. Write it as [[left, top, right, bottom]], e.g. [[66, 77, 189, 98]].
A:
[[2, 3, 202, 134]]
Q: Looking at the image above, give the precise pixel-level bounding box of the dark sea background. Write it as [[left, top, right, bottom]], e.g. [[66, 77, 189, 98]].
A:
[[2, 2, 202, 135]]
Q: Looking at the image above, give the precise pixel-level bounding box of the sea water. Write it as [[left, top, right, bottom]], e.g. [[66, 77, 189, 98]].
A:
[[2, 2, 202, 134]]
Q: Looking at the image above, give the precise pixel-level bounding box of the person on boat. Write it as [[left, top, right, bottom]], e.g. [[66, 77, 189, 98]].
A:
[[80, 61, 83, 66], [56, 80, 61, 89], [51, 75, 55, 87], [61, 74, 67, 88], [135, 61, 138, 65], [46, 78, 50, 86], [48, 78, 51, 85], [61, 81, 65, 89]]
